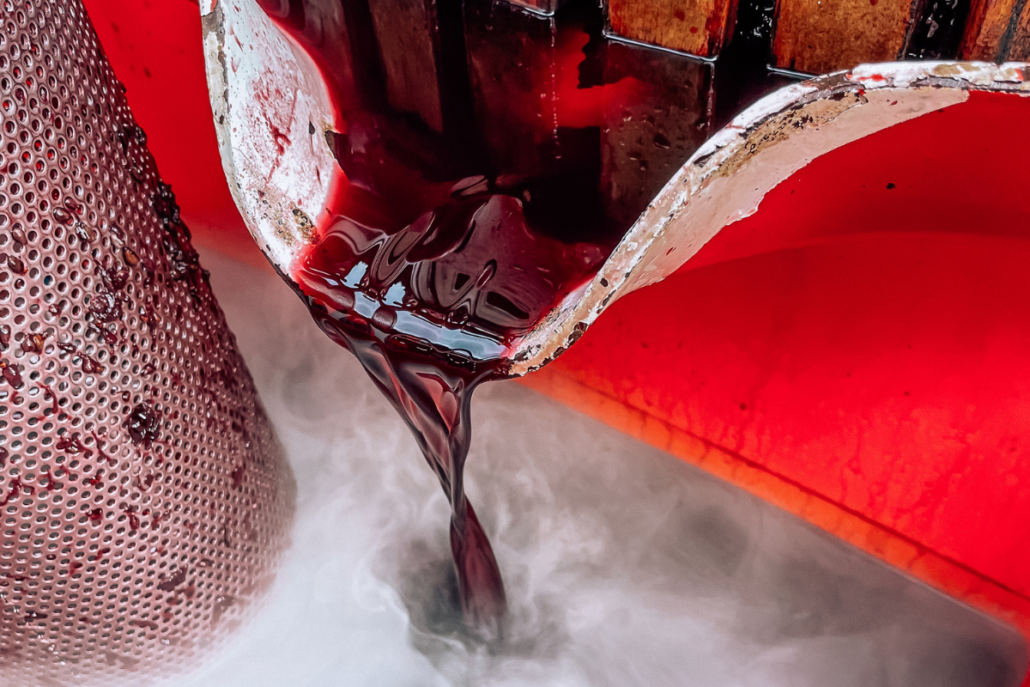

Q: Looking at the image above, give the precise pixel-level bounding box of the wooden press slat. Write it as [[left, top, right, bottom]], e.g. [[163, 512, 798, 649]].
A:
[[367, 0, 445, 132], [771, 0, 918, 74], [1016, 2, 1030, 58], [904, 0, 973, 60], [464, 1, 558, 175], [600, 41, 714, 228], [605, 0, 739, 58], [961, 0, 1030, 60]]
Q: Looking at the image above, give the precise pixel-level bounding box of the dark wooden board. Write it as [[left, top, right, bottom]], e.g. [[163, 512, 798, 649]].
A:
[[961, 0, 1030, 60], [367, 0, 445, 132], [605, 0, 739, 58], [772, 0, 918, 74]]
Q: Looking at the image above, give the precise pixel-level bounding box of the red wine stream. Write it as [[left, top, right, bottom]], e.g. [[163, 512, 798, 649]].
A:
[[254, 0, 792, 635], [292, 179, 604, 632]]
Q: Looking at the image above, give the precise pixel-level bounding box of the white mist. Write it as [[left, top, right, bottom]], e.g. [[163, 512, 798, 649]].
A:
[[165, 249, 1025, 687]]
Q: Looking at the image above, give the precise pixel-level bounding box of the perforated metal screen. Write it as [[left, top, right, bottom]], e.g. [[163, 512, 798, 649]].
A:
[[0, 1, 295, 685]]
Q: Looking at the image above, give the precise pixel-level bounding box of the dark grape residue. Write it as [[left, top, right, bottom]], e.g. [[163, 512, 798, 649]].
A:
[[125, 402, 161, 449]]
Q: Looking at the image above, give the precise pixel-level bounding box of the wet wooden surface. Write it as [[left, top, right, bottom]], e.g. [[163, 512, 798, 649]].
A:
[[464, 1, 559, 175], [903, 0, 973, 60], [1016, 3, 1030, 59], [606, 0, 739, 58], [961, 0, 1030, 60], [600, 41, 713, 228], [771, 0, 917, 74], [604, 0, 1021, 72], [368, 0, 445, 132]]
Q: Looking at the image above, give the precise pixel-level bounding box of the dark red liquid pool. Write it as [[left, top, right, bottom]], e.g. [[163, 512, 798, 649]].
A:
[[256, 0, 796, 634]]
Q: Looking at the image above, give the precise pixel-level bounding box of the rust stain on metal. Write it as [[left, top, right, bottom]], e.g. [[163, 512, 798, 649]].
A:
[[292, 207, 315, 241]]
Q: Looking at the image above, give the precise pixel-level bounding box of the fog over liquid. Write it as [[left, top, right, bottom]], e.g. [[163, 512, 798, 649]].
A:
[[168, 249, 1026, 687]]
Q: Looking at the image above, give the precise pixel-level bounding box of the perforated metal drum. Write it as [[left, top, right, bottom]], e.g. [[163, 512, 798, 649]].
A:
[[0, 1, 295, 685]]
